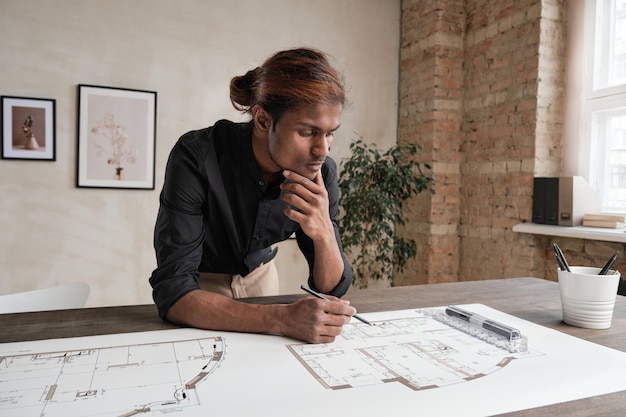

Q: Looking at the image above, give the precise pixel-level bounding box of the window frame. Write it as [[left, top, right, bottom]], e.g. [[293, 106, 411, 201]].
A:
[[578, 0, 626, 213]]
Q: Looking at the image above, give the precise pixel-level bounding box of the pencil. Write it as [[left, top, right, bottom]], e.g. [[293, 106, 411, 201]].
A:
[[300, 285, 375, 326]]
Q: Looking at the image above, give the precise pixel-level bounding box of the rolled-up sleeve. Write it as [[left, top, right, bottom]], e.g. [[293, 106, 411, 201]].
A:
[[149, 139, 207, 318]]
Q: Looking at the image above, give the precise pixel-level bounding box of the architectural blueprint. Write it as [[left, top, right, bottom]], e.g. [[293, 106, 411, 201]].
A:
[[287, 311, 538, 391], [0, 336, 224, 417], [1, 304, 626, 417]]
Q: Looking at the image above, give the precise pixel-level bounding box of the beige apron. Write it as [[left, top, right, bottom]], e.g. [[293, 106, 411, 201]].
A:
[[198, 259, 279, 298]]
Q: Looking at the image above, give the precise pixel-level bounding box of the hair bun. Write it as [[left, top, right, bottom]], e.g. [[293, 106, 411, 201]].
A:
[[230, 67, 259, 110], [235, 68, 257, 90]]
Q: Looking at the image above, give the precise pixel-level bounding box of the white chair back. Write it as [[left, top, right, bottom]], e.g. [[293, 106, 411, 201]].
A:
[[0, 282, 90, 314]]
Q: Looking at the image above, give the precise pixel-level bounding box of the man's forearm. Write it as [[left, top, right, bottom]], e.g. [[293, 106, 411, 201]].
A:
[[165, 287, 357, 344], [165, 290, 285, 334], [311, 232, 345, 293]]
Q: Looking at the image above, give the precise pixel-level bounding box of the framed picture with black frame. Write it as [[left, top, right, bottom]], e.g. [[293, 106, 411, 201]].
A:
[[77, 84, 157, 189], [1, 96, 56, 161]]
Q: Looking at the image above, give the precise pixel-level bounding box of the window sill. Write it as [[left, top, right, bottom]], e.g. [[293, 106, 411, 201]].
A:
[[512, 223, 626, 243]]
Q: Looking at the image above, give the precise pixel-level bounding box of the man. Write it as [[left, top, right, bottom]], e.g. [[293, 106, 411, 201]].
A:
[[149, 48, 357, 343]]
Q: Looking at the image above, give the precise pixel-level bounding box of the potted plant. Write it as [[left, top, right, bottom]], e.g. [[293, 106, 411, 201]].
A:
[[338, 137, 434, 288]]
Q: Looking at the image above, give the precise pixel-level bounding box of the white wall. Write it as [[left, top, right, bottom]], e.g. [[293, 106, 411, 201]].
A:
[[0, 0, 400, 306]]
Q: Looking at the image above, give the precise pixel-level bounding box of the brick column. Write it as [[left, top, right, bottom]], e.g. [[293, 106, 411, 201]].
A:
[[397, 0, 567, 285], [397, 0, 465, 285]]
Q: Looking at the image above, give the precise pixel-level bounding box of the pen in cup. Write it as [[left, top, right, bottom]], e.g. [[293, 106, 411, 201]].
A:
[[552, 242, 571, 272], [300, 285, 375, 326], [553, 248, 566, 271], [599, 252, 618, 276]]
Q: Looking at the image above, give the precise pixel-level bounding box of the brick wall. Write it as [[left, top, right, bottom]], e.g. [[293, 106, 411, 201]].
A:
[[396, 0, 626, 286]]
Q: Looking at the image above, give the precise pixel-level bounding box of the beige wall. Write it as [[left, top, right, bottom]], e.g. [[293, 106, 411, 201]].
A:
[[0, 0, 401, 306]]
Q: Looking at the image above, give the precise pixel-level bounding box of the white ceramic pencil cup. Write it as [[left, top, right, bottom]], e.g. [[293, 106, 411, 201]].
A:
[[557, 266, 621, 329]]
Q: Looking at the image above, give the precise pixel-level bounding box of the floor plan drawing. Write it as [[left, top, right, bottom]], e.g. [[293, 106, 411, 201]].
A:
[[2, 305, 626, 417], [0, 336, 225, 417], [287, 309, 539, 391]]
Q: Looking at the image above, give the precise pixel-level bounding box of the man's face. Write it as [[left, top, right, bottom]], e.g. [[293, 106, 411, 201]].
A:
[[267, 102, 342, 180]]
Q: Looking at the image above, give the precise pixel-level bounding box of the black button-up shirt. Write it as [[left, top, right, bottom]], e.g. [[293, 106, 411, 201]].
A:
[[149, 120, 352, 318]]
